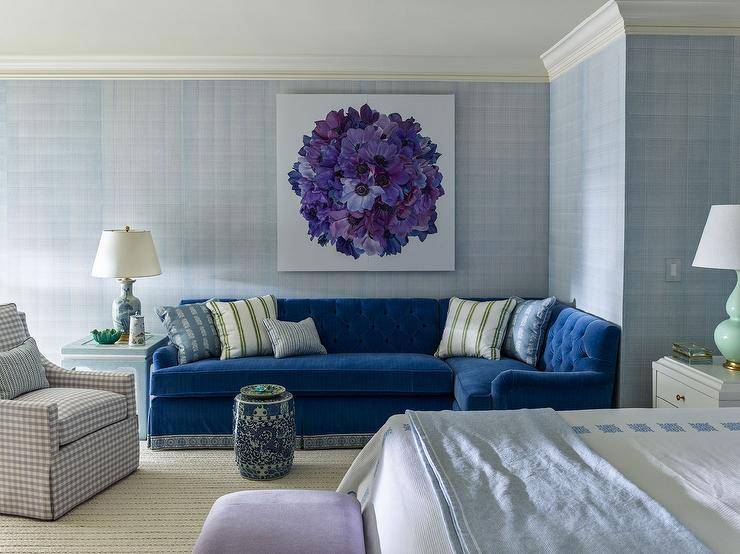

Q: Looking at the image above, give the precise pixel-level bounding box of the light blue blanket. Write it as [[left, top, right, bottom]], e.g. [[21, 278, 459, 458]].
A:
[[406, 408, 709, 554]]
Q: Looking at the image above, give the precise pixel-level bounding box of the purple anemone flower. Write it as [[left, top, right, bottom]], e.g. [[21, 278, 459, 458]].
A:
[[342, 127, 381, 156], [313, 109, 346, 140], [340, 178, 383, 212], [369, 173, 404, 206], [359, 140, 399, 169], [354, 234, 382, 256], [287, 103, 444, 258]]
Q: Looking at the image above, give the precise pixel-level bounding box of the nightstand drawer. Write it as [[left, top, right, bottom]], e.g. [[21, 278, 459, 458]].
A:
[[656, 371, 716, 408], [655, 396, 677, 408]]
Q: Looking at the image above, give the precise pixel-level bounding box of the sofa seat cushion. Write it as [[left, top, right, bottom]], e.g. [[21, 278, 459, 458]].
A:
[[15, 387, 127, 445], [447, 357, 537, 411], [150, 353, 452, 397]]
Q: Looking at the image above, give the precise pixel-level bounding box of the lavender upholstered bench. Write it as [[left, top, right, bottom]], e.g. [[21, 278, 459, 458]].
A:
[[194, 490, 365, 554]]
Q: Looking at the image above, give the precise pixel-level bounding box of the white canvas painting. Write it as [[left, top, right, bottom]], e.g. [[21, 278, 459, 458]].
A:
[[277, 94, 455, 271]]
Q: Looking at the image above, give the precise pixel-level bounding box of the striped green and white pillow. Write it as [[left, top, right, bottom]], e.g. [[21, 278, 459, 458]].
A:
[[435, 297, 516, 360], [205, 296, 277, 359], [262, 318, 327, 358]]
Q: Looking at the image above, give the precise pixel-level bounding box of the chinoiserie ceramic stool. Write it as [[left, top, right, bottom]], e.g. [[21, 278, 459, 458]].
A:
[[233, 384, 296, 480]]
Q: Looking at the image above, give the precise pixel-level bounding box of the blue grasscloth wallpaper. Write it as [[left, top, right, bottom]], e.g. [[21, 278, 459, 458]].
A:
[[0, 80, 550, 361], [621, 36, 740, 407], [2, 39, 735, 408], [550, 35, 740, 407], [549, 37, 626, 328]]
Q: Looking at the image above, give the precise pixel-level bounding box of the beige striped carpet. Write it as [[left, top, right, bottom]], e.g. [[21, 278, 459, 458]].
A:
[[0, 443, 359, 553]]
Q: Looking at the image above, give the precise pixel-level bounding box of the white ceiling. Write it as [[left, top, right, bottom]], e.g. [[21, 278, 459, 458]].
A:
[[0, 0, 607, 78]]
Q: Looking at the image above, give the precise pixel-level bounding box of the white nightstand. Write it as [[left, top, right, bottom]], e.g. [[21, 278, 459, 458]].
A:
[[652, 356, 740, 408]]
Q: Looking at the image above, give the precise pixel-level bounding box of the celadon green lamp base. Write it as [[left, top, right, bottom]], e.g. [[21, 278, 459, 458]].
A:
[[716, 270, 740, 371]]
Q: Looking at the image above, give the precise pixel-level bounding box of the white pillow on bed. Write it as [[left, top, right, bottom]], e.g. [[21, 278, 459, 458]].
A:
[[435, 297, 516, 360]]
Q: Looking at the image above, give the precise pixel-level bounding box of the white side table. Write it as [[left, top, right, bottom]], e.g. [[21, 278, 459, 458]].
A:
[[652, 356, 740, 408], [61, 334, 168, 440]]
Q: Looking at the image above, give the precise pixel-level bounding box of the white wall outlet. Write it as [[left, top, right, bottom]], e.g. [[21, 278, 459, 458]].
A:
[[665, 258, 681, 282]]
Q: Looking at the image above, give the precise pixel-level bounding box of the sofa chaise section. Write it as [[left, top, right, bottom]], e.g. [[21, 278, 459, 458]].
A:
[[450, 304, 620, 411], [447, 357, 537, 411]]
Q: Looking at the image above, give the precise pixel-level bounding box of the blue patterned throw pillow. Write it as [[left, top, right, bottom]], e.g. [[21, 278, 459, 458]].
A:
[[503, 296, 557, 366], [156, 302, 221, 364]]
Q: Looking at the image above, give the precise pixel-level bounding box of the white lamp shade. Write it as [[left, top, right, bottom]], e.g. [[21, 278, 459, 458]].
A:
[[693, 205, 740, 270], [91, 229, 162, 278]]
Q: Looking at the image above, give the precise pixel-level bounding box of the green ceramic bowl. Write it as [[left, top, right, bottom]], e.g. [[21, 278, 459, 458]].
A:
[[240, 384, 286, 399], [91, 328, 122, 345]]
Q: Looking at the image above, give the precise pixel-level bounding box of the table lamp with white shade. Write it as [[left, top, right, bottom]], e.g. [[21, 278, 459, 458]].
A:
[[693, 205, 740, 370], [92, 226, 161, 342]]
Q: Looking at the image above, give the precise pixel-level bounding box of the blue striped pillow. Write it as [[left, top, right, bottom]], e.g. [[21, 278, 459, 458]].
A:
[[262, 318, 327, 359], [503, 297, 557, 366], [156, 302, 221, 364]]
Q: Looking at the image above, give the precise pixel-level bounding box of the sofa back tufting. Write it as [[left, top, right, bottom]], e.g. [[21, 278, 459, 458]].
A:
[[279, 298, 440, 354], [181, 298, 441, 355], [538, 304, 620, 374], [179, 298, 619, 368]]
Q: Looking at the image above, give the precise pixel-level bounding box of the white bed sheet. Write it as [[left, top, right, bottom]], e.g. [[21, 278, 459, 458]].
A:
[[337, 408, 740, 554]]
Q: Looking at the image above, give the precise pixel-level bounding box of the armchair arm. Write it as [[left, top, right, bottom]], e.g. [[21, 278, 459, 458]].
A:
[[0, 398, 59, 458], [152, 344, 178, 370], [45, 364, 137, 417], [0, 399, 59, 519], [491, 370, 613, 411]]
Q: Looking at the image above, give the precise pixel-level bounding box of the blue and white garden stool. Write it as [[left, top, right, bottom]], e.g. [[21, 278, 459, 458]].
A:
[[233, 384, 296, 480]]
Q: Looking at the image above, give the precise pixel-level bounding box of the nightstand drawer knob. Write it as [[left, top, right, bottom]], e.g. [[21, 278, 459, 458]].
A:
[[676, 394, 685, 402]]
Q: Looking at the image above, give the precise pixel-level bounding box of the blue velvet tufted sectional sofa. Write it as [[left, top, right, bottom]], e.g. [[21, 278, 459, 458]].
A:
[[148, 298, 620, 450]]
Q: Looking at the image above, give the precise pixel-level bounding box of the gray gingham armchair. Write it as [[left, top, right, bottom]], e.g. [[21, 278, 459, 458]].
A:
[[0, 304, 139, 520]]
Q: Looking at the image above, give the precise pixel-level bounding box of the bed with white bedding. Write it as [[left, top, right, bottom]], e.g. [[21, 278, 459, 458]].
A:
[[337, 408, 740, 553]]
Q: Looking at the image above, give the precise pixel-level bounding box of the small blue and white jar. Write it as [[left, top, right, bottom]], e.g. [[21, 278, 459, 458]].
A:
[[233, 384, 296, 480], [128, 314, 146, 345]]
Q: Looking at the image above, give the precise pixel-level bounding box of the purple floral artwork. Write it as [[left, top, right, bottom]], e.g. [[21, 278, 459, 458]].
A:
[[287, 104, 445, 259]]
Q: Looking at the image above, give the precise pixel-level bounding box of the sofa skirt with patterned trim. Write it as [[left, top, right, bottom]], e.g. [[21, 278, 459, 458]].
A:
[[147, 394, 451, 451], [147, 433, 374, 451]]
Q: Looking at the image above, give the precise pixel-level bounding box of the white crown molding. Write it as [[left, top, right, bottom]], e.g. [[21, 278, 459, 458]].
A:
[[541, 0, 740, 80], [2, 2, 738, 82], [619, 1, 740, 32], [0, 55, 548, 82], [541, 1, 625, 81]]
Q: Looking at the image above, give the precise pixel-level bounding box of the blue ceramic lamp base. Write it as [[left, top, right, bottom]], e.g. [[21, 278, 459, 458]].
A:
[[113, 278, 141, 341], [716, 270, 740, 371]]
